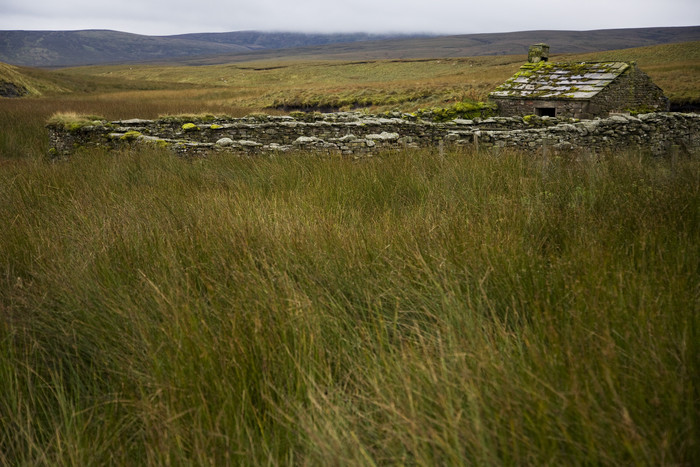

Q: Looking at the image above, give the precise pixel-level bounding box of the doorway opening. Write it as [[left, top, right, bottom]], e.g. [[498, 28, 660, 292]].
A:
[[535, 107, 556, 117]]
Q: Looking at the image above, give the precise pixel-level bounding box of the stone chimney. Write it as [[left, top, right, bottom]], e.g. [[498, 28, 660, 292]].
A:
[[528, 43, 550, 63]]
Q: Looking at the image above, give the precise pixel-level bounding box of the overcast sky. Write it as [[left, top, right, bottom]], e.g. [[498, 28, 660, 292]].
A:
[[1, 0, 698, 36]]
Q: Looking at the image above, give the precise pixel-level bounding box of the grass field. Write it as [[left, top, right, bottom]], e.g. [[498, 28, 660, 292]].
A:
[[53, 41, 700, 110], [1, 44, 699, 465], [4, 41, 699, 116]]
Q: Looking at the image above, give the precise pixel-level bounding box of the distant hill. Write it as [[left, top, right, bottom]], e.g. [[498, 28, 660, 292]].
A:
[[173, 27, 700, 65], [169, 31, 419, 50], [0, 27, 699, 68], [0, 30, 426, 67]]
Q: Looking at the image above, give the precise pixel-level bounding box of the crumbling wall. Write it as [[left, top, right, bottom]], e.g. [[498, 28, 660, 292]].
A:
[[48, 111, 700, 158]]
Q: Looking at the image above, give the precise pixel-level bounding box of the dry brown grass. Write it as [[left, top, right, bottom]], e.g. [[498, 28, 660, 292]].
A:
[[56, 56, 523, 112]]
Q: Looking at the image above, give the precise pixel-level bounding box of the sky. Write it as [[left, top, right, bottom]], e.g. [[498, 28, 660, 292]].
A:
[[1, 0, 698, 36]]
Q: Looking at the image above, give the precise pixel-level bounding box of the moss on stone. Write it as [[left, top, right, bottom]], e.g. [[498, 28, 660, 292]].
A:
[[120, 131, 142, 141], [160, 114, 217, 124], [413, 101, 497, 122], [47, 113, 108, 132], [289, 111, 324, 122], [182, 123, 200, 132], [626, 106, 654, 115]]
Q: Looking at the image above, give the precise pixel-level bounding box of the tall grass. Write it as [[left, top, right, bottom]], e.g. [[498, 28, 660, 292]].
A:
[[1, 144, 698, 464]]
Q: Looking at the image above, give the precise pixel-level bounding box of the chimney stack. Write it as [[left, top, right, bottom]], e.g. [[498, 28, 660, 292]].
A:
[[528, 43, 550, 63]]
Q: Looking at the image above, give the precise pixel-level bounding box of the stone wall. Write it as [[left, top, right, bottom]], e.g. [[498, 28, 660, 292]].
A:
[[588, 66, 669, 116], [48, 111, 700, 158], [491, 98, 592, 120]]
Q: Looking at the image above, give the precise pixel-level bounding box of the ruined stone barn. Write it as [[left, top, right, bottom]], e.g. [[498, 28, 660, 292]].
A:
[[489, 44, 669, 119]]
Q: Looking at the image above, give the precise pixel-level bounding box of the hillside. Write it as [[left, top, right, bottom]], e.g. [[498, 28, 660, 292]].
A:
[[0, 61, 71, 96], [172, 26, 700, 65], [0, 26, 698, 68], [0, 30, 425, 68], [169, 31, 421, 50]]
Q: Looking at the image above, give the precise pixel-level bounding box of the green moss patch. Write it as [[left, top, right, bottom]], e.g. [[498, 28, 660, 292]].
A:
[[182, 123, 200, 132], [120, 131, 142, 141], [47, 113, 109, 132], [159, 114, 218, 124], [412, 101, 497, 122]]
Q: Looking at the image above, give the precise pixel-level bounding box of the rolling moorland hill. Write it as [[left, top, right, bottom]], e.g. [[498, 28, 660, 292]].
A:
[[0, 30, 426, 68], [171, 26, 700, 66], [0, 26, 698, 68]]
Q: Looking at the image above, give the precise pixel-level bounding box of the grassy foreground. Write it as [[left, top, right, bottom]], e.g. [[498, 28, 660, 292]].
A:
[[1, 144, 698, 464]]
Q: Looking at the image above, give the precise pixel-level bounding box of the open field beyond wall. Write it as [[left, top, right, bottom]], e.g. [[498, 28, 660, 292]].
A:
[[54, 41, 700, 111], [1, 43, 699, 464]]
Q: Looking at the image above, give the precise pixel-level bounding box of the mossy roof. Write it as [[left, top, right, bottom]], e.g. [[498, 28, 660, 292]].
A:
[[489, 61, 630, 100]]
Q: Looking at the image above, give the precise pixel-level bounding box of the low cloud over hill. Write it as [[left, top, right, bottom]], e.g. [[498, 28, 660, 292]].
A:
[[0, 27, 698, 68]]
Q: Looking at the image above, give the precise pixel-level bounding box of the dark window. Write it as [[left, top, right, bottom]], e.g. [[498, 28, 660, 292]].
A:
[[535, 107, 556, 117]]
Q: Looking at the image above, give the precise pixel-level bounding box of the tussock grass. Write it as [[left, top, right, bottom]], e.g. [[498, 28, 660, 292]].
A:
[[1, 145, 698, 464]]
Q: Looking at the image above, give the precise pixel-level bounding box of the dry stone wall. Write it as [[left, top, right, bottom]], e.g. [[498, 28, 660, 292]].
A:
[[48, 111, 700, 158], [588, 66, 669, 117]]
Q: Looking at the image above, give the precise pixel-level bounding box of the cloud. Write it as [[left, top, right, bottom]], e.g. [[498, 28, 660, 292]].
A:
[[0, 0, 698, 35]]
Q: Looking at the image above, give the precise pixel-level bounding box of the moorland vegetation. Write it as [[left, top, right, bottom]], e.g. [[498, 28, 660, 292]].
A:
[[0, 41, 698, 465]]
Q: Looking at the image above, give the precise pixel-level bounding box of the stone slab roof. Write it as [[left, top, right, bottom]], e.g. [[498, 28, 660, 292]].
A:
[[489, 61, 630, 100]]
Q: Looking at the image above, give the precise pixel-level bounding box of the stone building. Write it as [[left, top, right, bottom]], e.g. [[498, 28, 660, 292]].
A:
[[489, 44, 669, 119]]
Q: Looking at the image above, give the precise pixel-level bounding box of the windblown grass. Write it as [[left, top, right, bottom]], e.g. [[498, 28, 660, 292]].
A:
[[1, 145, 698, 464]]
